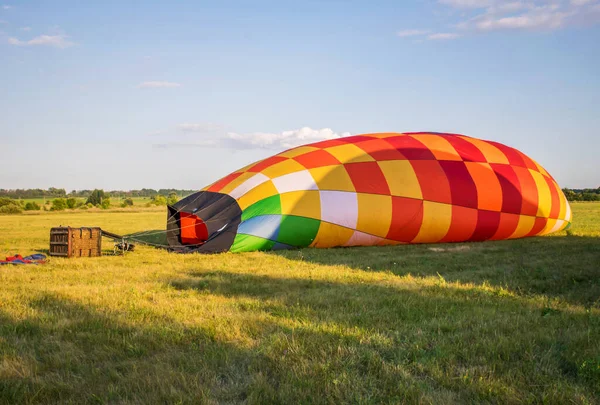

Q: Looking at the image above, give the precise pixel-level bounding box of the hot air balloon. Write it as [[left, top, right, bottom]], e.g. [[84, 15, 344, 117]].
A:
[[165, 132, 572, 253]]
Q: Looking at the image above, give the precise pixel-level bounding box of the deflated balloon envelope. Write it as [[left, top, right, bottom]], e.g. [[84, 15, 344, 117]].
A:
[[166, 132, 572, 253]]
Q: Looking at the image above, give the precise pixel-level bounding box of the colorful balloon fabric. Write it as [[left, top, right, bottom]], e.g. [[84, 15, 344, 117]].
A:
[[166, 132, 572, 253]]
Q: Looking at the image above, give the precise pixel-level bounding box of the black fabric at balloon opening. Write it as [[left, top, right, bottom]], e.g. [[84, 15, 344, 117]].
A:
[[167, 191, 241, 253]]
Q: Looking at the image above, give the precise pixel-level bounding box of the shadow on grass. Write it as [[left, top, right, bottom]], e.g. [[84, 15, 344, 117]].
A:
[[0, 294, 259, 404], [167, 269, 600, 403], [268, 235, 600, 307], [2, 278, 598, 404], [0, 290, 496, 404]]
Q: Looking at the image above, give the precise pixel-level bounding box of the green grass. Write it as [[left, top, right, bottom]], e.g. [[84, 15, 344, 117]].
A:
[[0, 203, 598, 404]]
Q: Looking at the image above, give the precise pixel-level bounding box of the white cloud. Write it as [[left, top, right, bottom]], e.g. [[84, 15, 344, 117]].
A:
[[20, 26, 31, 31], [137, 81, 182, 89], [2, 4, 12, 10], [491, 2, 531, 13], [154, 126, 352, 150], [226, 127, 351, 150], [397, 29, 462, 40], [458, 3, 588, 32], [406, 0, 600, 38], [7, 34, 74, 48], [471, 9, 570, 30], [397, 29, 430, 37], [439, 0, 492, 8], [428, 32, 462, 39]]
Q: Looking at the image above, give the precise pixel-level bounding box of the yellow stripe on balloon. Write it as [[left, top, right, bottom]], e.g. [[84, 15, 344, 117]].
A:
[[459, 137, 510, 164], [309, 165, 356, 192], [280, 190, 321, 220], [277, 146, 319, 158], [325, 144, 375, 163], [236, 180, 279, 211], [261, 159, 306, 179], [509, 215, 536, 239], [529, 170, 552, 218], [356, 193, 393, 238], [310, 222, 354, 248], [412, 135, 462, 161], [412, 201, 452, 243], [378, 160, 423, 200]]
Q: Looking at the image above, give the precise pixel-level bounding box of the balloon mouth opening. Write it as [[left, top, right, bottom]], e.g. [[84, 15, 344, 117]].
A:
[[178, 212, 209, 245], [166, 191, 242, 253]]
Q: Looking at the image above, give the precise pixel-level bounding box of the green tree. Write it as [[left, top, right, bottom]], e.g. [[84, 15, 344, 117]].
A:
[[24, 202, 41, 211], [0, 198, 22, 214], [151, 195, 167, 206], [562, 188, 576, 201], [86, 189, 105, 206], [0, 205, 22, 214], [0, 198, 16, 208], [121, 198, 134, 208], [51, 198, 67, 211], [66, 197, 78, 209], [100, 198, 111, 209], [167, 192, 179, 206]]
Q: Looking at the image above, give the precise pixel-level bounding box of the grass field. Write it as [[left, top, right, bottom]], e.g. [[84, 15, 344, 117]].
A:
[[0, 203, 599, 404]]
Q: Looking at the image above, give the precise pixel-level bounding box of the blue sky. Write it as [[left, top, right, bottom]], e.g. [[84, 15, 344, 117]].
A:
[[1, 0, 598, 190]]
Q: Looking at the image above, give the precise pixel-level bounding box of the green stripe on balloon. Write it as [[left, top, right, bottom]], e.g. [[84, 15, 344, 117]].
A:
[[241, 195, 281, 222], [230, 233, 276, 252], [277, 215, 320, 247]]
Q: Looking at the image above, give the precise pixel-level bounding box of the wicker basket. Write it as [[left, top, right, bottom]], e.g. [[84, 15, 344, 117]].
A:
[[49, 227, 102, 257]]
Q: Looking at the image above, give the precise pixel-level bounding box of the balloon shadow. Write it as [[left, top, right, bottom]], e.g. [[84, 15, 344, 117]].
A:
[[267, 235, 600, 307]]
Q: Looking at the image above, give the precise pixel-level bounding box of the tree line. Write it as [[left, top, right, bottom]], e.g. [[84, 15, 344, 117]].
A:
[[0, 188, 68, 199], [0, 188, 196, 199], [0, 188, 185, 214], [562, 188, 600, 201]]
